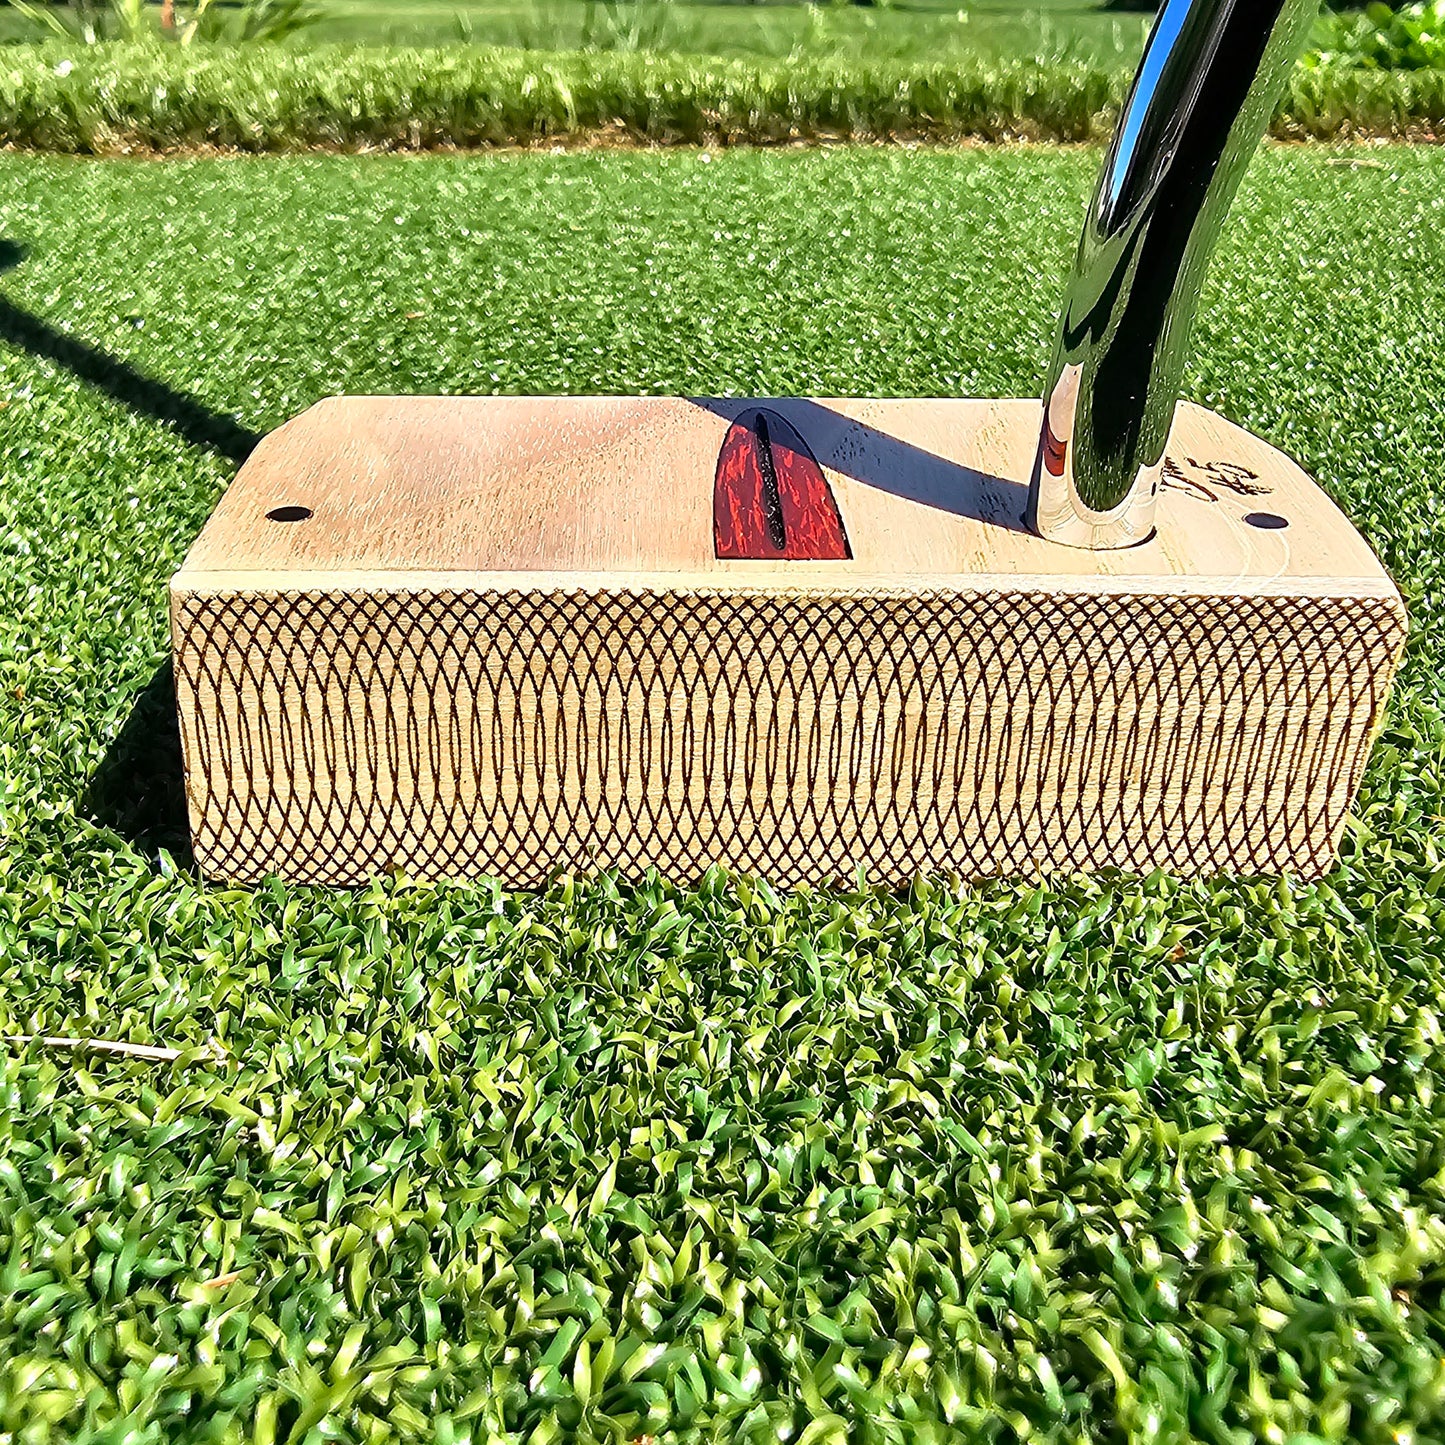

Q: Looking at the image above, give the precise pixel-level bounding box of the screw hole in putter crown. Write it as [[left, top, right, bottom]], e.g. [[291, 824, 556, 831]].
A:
[[267, 505, 313, 523], [1245, 512, 1289, 530]]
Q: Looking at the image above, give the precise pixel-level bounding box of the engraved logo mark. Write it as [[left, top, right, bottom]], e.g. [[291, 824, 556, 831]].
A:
[[1163, 456, 1273, 504]]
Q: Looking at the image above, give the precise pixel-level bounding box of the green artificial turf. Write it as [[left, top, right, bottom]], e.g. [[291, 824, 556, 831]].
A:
[[1, 147, 1444, 1442], [1, 42, 1443, 150]]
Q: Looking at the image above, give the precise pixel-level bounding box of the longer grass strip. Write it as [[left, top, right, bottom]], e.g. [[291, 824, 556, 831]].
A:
[[0, 43, 1442, 151]]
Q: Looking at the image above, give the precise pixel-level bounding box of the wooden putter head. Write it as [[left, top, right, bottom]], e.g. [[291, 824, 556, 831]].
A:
[[170, 0, 1406, 888]]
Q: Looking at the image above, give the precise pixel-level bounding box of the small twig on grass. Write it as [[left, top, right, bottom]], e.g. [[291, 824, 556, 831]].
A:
[[5, 1035, 217, 1063]]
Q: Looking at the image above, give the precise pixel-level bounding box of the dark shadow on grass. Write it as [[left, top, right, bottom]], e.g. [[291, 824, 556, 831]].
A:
[[1, 237, 224, 868], [0, 237, 261, 465], [85, 662, 193, 868]]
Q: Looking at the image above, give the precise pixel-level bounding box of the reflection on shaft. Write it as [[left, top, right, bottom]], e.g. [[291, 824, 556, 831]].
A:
[[1028, 0, 1319, 550]]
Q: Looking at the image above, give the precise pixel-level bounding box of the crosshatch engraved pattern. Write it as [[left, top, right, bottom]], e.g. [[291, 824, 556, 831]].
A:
[[172, 586, 1406, 888]]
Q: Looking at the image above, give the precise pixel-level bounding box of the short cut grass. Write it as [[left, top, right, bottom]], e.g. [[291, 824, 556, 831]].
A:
[[1, 146, 1444, 1443]]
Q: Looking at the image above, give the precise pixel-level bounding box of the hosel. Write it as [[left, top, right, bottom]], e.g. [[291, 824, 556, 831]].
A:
[[1027, 0, 1320, 550]]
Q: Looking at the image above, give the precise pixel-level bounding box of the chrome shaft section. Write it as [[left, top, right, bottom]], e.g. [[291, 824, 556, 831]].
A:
[[1028, 0, 1319, 549]]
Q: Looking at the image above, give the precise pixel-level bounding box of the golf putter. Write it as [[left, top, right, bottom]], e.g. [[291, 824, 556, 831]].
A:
[[171, 0, 1405, 887]]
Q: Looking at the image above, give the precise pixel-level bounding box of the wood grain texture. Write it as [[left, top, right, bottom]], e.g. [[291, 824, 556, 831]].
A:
[[172, 395, 1407, 887]]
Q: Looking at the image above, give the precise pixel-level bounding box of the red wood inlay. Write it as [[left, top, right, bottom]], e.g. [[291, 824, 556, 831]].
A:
[[713, 408, 851, 561]]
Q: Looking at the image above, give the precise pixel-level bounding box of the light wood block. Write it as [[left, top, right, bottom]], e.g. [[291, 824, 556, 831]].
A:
[[171, 396, 1406, 887]]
